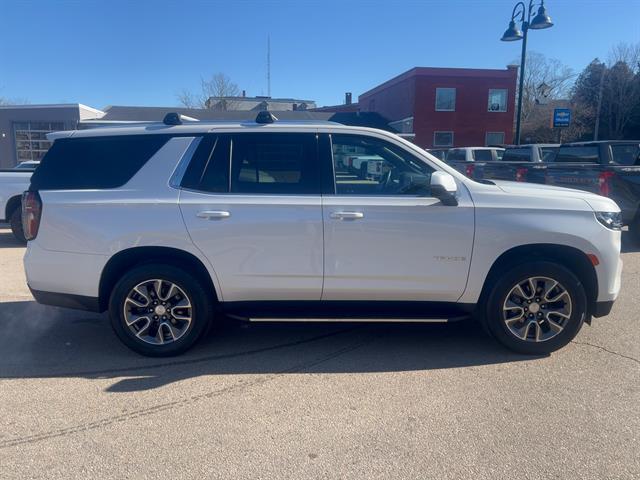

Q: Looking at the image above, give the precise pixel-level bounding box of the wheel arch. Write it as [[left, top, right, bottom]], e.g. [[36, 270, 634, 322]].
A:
[[478, 243, 598, 317], [4, 195, 22, 221], [99, 246, 219, 312]]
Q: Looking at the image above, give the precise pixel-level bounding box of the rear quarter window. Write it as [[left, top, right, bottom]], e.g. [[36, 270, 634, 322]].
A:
[[554, 146, 599, 163], [472, 150, 493, 162], [29, 135, 169, 190], [446, 149, 466, 162], [501, 148, 531, 162]]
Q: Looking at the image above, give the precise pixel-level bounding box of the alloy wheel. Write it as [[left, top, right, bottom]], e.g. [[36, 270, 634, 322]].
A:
[[502, 276, 572, 342], [123, 279, 193, 345]]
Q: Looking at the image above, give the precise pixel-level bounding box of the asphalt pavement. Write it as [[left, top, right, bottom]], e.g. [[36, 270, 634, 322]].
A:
[[0, 227, 638, 479]]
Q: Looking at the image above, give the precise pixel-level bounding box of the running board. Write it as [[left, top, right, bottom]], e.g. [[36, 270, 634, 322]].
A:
[[240, 316, 468, 323]]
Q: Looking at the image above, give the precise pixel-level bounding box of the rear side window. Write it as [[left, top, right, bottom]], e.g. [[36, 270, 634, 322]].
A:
[[554, 146, 599, 163], [611, 144, 640, 165], [181, 135, 230, 192], [30, 135, 168, 190], [501, 148, 531, 162], [230, 133, 319, 194], [446, 149, 466, 161], [473, 150, 493, 162]]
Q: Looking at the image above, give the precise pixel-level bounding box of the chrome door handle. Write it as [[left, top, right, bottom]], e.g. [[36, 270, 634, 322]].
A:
[[330, 211, 364, 220], [197, 210, 231, 220]]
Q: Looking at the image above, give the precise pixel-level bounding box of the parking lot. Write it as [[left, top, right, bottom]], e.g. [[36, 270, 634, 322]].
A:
[[0, 226, 638, 479]]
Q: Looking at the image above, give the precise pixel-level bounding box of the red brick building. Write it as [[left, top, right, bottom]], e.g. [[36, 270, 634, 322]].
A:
[[358, 66, 518, 148]]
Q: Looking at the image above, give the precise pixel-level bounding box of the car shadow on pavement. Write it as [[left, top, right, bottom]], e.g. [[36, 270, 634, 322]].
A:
[[0, 301, 539, 393], [0, 229, 23, 248]]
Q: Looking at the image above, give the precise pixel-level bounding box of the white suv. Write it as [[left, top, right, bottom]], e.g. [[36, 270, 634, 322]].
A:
[[23, 113, 623, 356]]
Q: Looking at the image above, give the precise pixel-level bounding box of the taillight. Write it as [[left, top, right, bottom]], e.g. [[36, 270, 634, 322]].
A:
[[598, 171, 615, 197], [465, 164, 475, 178], [22, 191, 42, 241], [515, 167, 527, 182]]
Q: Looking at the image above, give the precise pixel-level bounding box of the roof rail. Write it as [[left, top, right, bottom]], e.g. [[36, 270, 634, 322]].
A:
[[255, 111, 278, 124], [163, 112, 199, 125]]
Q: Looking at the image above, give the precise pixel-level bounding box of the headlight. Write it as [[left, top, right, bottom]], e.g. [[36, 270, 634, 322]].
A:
[[595, 211, 623, 230]]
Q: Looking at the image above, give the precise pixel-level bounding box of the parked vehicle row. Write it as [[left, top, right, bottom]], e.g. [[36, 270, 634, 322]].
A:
[[435, 141, 640, 241], [22, 113, 622, 357], [0, 161, 39, 242]]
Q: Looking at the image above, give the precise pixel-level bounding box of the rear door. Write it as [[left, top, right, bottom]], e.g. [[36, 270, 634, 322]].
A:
[[179, 132, 324, 302]]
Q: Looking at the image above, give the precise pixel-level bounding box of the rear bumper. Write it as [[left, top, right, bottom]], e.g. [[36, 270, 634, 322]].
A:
[[29, 287, 101, 312]]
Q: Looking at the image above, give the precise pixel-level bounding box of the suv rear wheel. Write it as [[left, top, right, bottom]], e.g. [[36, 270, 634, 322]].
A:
[[9, 207, 26, 244], [484, 261, 587, 355], [109, 264, 214, 356]]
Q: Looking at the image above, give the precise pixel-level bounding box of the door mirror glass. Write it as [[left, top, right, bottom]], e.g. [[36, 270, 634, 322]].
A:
[[430, 171, 458, 206]]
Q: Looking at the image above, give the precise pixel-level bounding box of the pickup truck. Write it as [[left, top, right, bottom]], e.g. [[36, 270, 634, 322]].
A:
[[0, 163, 38, 242], [447, 144, 558, 181], [534, 141, 640, 240], [446, 141, 640, 240]]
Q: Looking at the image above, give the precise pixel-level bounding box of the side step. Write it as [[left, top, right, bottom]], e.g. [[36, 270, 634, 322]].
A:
[[228, 315, 468, 323]]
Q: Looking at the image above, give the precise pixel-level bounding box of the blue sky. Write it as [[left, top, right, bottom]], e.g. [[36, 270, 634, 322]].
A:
[[0, 0, 638, 109]]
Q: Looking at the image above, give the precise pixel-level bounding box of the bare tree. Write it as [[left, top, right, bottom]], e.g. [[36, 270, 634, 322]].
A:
[[177, 73, 240, 110], [604, 42, 640, 139], [176, 88, 199, 109], [512, 52, 575, 142], [0, 96, 30, 106], [517, 52, 575, 124]]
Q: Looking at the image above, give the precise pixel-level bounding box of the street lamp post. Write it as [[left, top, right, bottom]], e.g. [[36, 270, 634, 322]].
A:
[[501, 0, 554, 145]]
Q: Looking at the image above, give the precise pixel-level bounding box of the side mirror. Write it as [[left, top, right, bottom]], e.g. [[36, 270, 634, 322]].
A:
[[430, 171, 458, 206]]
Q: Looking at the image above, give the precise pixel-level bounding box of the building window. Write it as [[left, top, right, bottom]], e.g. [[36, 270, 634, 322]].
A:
[[13, 121, 65, 163], [433, 131, 454, 147], [488, 89, 508, 112], [435, 88, 456, 111], [486, 132, 505, 145]]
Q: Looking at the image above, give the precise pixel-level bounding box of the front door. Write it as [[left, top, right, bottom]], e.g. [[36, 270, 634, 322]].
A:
[[179, 132, 324, 302], [322, 133, 474, 302]]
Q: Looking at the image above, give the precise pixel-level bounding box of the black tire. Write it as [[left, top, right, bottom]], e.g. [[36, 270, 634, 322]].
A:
[[9, 207, 26, 244], [484, 261, 587, 355], [109, 263, 214, 357], [630, 216, 640, 245]]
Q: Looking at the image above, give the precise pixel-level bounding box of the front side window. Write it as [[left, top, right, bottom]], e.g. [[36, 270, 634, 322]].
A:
[[488, 89, 508, 112], [433, 131, 454, 147], [554, 146, 599, 163], [611, 144, 640, 165], [230, 133, 319, 194], [540, 147, 558, 162], [331, 134, 433, 196], [485, 132, 505, 146], [435, 88, 456, 111]]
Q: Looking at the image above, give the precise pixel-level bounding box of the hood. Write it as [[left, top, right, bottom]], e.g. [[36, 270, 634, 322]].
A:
[[490, 180, 620, 213]]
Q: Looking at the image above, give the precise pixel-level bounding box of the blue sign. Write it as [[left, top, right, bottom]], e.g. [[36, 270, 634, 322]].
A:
[[553, 108, 571, 128]]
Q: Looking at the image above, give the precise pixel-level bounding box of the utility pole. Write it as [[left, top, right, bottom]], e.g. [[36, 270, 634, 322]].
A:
[[594, 63, 605, 141], [267, 35, 271, 98]]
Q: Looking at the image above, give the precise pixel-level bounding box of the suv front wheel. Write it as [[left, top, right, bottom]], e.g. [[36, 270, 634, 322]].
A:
[[109, 264, 214, 356], [484, 261, 587, 355]]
